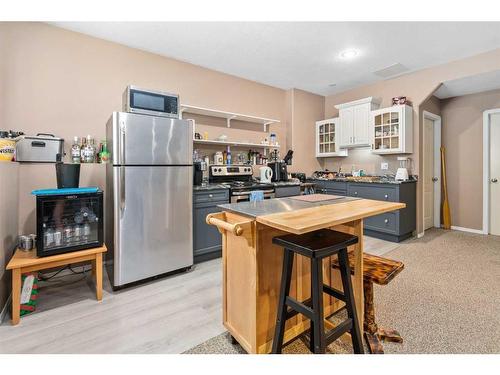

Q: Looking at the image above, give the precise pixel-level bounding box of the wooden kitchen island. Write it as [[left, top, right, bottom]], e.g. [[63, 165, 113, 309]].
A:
[[207, 195, 405, 354]]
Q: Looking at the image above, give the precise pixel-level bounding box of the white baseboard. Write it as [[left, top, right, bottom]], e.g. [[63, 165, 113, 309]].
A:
[[451, 226, 487, 235], [417, 232, 425, 238], [0, 293, 11, 323]]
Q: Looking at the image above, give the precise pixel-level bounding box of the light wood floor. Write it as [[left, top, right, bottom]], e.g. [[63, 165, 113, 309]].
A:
[[0, 236, 399, 354]]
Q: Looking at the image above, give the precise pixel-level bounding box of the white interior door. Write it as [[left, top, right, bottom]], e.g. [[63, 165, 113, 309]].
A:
[[490, 113, 500, 235], [424, 118, 435, 230]]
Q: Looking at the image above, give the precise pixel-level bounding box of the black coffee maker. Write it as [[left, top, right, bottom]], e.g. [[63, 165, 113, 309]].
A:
[[193, 161, 207, 185], [268, 150, 293, 182]]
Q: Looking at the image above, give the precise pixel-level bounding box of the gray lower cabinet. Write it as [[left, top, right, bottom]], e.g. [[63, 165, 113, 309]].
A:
[[274, 185, 301, 198], [193, 189, 229, 263], [314, 180, 416, 242]]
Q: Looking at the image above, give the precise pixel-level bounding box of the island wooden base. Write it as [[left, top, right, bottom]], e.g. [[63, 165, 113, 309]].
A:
[[215, 211, 364, 354]]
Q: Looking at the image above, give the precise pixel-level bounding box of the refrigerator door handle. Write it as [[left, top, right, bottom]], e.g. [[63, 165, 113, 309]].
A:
[[119, 166, 126, 216], [119, 120, 126, 164]]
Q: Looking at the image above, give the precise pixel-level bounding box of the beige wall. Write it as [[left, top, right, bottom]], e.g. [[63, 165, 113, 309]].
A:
[[440, 88, 500, 230], [286, 89, 324, 175], [0, 163, 19, 315], [323, 49, 500, 233], [0, 22, 290, 234]]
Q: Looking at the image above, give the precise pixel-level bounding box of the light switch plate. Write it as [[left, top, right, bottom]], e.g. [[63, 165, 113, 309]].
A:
[[381, 162, 389, 170]]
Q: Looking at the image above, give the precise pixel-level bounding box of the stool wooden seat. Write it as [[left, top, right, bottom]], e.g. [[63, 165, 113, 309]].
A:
[[331, 252, 404, 354], [272, 229, 364, 354]]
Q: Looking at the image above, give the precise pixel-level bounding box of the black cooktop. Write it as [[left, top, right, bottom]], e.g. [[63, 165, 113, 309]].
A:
[[221, 181, 274, 192]]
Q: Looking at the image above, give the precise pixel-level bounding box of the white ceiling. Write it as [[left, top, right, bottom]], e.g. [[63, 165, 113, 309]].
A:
[[50, 22, 500, 96], [434, 70, 500, 99]]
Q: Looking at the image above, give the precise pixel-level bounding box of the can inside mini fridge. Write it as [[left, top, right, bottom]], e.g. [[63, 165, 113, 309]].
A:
[[36, 191, 103, 257]]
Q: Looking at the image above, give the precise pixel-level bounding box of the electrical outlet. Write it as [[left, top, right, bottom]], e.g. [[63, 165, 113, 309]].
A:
[[381, 162, 389, 170]]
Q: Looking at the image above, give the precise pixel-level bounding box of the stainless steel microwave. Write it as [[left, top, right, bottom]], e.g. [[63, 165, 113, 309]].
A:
[[123, 85, 180, 118]]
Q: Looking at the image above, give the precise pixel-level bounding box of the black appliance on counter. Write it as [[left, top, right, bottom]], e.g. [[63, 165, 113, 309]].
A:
[[268, 149, 293, 182], [209, 165, 275, 203], [35, 191, 103, 257], [193, 161, 207, 186]]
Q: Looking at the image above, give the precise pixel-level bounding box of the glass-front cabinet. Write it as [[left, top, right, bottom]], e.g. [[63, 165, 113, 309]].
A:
[[371, 105, 413, 154], [315, 118, 348, 157]]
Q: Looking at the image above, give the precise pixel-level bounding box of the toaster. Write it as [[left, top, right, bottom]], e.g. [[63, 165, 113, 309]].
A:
[[16, 133, 65, 163]]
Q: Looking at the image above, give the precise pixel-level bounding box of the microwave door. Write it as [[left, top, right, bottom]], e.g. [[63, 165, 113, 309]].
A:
[[112, 112, 193, 166]]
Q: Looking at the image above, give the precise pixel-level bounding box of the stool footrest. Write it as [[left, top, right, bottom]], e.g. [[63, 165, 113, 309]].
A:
[[286, 296, 314, 320], [323, 284, 346, 302], [325, 318, 353, 346]]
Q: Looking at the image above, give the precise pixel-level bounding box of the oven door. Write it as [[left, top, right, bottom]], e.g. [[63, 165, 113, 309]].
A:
[[230, 190, 275, 203]]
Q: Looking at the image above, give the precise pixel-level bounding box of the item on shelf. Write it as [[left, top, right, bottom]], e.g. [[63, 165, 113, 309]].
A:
[[15, 133, 64, 163], [99, 140, 110, 163], [82, 135, 95, 163], [216, 134, 228, 142], [71, 136, 81, 163], [203, 132, 208, 140], [194, 132, 202, 140], [269, 133, 277, 146], [261, 137, 269, 145], [55, 162, 81, 189], [0, 131, 16, 161], [270, 149, 279, 162], [193, 161, 207, 186], [222, 150, 227, 164], [214, 152, 223, 165], [20, 274, 38, 317], [226, 147, 232, 165], [395, 157, 410, 181]]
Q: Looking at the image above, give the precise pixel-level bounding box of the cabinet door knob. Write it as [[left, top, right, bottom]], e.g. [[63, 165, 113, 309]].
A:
[[492, 178, 498, 183], [209, 194, 213, 198], [384, 194, 388, 199], [432, 177, 438, 182], [384, 219, 389, 224], [354, 191, 358, 195]]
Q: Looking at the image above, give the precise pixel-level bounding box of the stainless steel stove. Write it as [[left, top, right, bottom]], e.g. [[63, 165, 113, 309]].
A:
[[209, 165, 275, 203]]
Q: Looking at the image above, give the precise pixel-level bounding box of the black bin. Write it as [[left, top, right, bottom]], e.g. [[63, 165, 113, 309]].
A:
[[55, 163, 80, 188]]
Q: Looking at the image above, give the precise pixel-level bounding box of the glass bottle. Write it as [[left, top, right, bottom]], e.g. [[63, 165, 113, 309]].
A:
[[80, 137, 87, 163], [71, 136, 81, 164], [84, 135, 95, 163], [100, 141, 110, 163]]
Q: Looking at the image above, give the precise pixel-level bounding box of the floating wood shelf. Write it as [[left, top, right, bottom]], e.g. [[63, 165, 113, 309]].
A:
[[181, 104, 279, 132], [193, 139, 279, 149]]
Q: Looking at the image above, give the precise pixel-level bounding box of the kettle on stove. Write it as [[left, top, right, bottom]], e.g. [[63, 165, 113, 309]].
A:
[[260, 166, 273, 183]]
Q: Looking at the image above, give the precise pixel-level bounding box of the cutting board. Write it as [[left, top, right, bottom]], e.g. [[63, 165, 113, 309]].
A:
[[288, 194, 345, 202]]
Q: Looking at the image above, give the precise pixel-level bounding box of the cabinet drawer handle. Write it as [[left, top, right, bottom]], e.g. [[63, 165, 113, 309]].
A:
[[384, 194, 388, 199], [209, 194, 213, 198], [384, 219, 389, 224], [353, 191, 358, 195]]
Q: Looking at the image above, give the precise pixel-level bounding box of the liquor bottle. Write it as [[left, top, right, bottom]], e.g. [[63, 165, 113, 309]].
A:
[[84, 135, 95, 163], [100, 141, 110, 163], [80, 137, 87, 163], [71, 136, 81, 164]]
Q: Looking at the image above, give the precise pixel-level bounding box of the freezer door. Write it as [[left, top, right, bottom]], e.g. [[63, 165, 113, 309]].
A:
[[112, 165, 193, 286], [110, 112, 193, 165]]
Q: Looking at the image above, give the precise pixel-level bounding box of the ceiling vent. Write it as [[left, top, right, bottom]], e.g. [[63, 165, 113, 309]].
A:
[[373, 63, 409, 79]]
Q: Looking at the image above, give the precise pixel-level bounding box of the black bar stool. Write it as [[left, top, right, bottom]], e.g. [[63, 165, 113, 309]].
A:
[[271, 229, 364, 354]]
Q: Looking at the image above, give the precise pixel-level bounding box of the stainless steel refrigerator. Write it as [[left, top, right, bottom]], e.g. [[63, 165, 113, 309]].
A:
[[105, 111, 193, 288]]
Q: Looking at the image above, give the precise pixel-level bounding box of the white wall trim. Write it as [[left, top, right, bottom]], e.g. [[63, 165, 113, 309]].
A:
[[451, 226, 486, 235], [482, 109, 500, 235], [422, 111, 442, 230], [0, 294, 11, 323]]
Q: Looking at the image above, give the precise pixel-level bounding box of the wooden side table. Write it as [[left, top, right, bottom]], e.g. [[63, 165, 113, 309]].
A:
[[6, 245, 107, 325]]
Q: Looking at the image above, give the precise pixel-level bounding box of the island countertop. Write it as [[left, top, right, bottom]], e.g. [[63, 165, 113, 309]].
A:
[[219, 196, 405, 234]]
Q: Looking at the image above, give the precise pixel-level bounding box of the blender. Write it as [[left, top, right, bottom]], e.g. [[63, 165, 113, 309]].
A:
[[395, 157, 410, 181]]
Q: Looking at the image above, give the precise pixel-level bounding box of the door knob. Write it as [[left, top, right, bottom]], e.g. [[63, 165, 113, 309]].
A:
[[492, 178, 498, 183], [432, 177, 438, 182]]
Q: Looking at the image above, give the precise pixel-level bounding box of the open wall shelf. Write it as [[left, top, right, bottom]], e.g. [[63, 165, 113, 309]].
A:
[[181, 104, 279, 132]]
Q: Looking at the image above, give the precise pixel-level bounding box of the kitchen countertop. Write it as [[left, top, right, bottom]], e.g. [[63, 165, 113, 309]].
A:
[[218, 196, 360, 218], [193, 183, 229, 191], [309, 177, 417, 185]]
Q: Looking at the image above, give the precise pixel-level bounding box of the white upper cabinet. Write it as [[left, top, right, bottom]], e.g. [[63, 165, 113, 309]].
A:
[[371, 104, 413, 154], [315, 117, 348, 157], [335, 97, 381, 148]]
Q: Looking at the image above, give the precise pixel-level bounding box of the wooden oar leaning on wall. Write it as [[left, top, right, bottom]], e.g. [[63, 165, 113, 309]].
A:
[[441, 146, 451, 229]]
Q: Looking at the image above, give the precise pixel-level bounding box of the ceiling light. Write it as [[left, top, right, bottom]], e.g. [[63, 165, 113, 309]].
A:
[[339, 48, 360, 60]]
